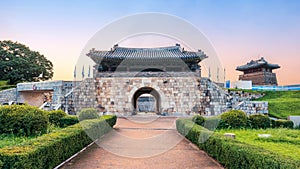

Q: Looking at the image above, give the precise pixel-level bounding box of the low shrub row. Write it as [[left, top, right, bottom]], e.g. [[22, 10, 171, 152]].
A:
[[0, 105, 80, 136], [248, 114, 271, 129], [59, 115, 79, 128], [176, 118, 300, 169], [196, 110, 294, 129], [221, 110, 248, 128], [0, 105, 48, 136], [0, 115, 117, 169], [271, 119, 294, 128], [78, 108, 99, 121], [47, 110, 66, 126], [192, 115, 205, 126]]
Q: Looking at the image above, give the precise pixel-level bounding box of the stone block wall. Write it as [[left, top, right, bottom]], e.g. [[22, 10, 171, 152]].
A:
[[73, 76, 228, 116], [73, 78, 96, 113], [0, 88, 17, 103], [94, 76, 202, 115], [198, 78, 228, 115], [234, 101, 268, 115], [227, 90, 265, 108]]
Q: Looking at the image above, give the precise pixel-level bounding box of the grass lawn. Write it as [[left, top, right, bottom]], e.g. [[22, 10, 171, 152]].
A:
[[0, 80, 7, 86], [0, 80, 16, 91], [0, 126, 62, 148], [255, 91, 300, 119], [217, 128, 300, 161], [0, 134, 36, 148]]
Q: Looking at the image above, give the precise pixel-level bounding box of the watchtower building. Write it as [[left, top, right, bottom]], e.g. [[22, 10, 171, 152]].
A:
[[236, 57, 280, 86]]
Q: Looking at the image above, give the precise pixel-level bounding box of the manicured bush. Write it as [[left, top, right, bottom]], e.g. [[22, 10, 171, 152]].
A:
[[59, 115, 79, 128], [0, 115, 117, 169], [0, 105, 48, 136], [101, 115, 117, 127], [78, 108, 99, 121], [176, 118, 300, 169], [192, 115, 206, 126], [274, 119, 294, 128], [220, 110, 247, 129], [47, 110, 66, 126], [271, 119, 276, 128], [249, 114, 271, 129], [203, 116, 221, 131]]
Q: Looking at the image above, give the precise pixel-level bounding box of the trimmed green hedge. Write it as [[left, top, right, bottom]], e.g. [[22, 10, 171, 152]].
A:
[[205, 112, 294, 130], [176, 118, 300, 169], [78, 108, 99, 121], [59, 115, 79, 128], [273, 119, 294, 128], [47, 110, 66, 126], [0, 105, 48, 136], [0, 115, 116, 169], [249, 114, 271, 129], [192, 115, 205, 126], [220, 110, 247, 129], [101, 115, 117, 127]]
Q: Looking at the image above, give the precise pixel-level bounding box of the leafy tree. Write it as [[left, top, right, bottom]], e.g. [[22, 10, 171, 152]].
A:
[[0, 40, 53, 84]]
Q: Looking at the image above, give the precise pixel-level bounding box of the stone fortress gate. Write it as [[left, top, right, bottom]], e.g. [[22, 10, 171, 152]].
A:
[[73, 44, 228, 116]]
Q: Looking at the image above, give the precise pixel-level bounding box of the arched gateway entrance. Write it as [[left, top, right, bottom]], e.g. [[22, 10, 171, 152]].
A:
[[79, 44, 228, 116], [132, 87, 161, 113]]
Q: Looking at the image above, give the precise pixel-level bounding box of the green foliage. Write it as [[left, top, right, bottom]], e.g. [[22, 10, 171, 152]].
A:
[[0, 40, 53, 84], [0, 105, 48, 136], [217, 128, 300, 161], [220, 110, 247, 129], [78, 108, 99, 121], [249, 114, 271, 129], [273, 119, 294, 128], [255, 91, 300, 119], [176, 118, 212, 144], [0, 80, 7, 86], [101, 115, 117, 127], [0, 81, 15, 91], [176, 118, 300, 169], [47, 110, 66, 126], [0, 115, 117, 169], [59, 115, 79, 128], [203, 116, 222, 131], [0, 134, 36, 148], [192, 115, 206, 126], [0, 85, 16, 91]]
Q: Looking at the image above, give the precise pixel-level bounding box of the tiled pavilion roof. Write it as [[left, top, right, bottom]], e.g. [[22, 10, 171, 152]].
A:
[[87, 44, 207, 65], [236, 57, 280, 71]]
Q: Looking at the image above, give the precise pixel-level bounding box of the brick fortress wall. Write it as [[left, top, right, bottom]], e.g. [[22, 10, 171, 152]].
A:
[[239, 71, 278, 86]]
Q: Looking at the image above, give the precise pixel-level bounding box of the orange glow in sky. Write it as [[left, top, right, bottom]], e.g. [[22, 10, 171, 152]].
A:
[[1, 1, 299, 85]]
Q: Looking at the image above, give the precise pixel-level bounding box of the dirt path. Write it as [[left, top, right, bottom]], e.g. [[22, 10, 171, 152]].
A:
[[60, 116, 223, 169]]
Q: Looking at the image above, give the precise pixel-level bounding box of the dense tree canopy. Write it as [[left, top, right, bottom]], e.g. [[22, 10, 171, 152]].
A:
[[0, 40, 53, 84]]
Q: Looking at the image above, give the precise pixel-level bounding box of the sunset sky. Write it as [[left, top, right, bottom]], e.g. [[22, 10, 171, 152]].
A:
[[1, 0, 300, 85]]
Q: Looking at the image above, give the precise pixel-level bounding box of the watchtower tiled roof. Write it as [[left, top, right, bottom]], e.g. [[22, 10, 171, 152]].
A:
[[236, 57, 280, 71], [87, 44, 207, 64]]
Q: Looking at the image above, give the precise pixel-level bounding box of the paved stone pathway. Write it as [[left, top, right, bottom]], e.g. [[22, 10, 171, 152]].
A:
[[60, 116, 223, 169]]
